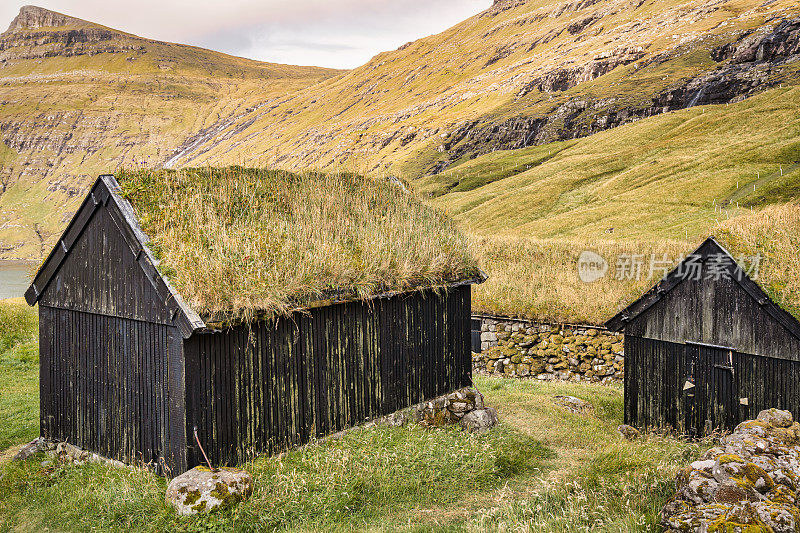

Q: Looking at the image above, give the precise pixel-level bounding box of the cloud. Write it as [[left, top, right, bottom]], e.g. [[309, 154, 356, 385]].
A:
[[2, 0, 492, 68]]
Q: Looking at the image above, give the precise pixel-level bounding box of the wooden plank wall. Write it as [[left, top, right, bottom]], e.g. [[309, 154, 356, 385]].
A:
[[626, 271, 800, 360], [39, 204, 172, 326], [39, 305, 171, 468], [184, 286, 472, 467], [625, 334, 800, 435]]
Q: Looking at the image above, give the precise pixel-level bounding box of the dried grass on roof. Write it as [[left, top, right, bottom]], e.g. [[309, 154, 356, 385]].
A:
[[117, 167, 479, 321], [715, 203, 800, 320]]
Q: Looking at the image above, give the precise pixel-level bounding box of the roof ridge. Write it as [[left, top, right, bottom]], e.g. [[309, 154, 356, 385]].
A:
[[25, 175, 205, 338], [604, 236, 800, 340]]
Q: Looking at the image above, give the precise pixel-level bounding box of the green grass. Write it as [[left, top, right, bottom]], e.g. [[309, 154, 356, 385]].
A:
[[420, 141, 578, 198], [420, 84, 800, 324], [0, 375, 708, 532], [0, 299, 38, 451], [0, 298, 710, 532], [430, 85, 800, 242], [0, 423, 552, 532]]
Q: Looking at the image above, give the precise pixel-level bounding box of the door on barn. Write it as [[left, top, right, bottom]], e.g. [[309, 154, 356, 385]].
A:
[[692, 343, 739, 434]]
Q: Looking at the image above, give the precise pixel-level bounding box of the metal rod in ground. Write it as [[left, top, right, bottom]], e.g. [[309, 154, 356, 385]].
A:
[[193, 427, 217, 472]]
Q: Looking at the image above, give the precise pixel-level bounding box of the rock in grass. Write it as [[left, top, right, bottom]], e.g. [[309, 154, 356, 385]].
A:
[[616, 424, 640, 441], [166, 466, 253, 516], [460, 407, 498, 434], [12, 437, 45, 461], [553, 395, 593, 414]]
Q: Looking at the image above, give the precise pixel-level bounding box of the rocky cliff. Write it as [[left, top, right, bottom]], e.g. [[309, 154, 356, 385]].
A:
[[437, 17, 800, 169], [6, 5, 76, 31]]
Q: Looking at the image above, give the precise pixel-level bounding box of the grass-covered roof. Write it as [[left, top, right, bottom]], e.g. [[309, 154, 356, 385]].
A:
[[116, 167, 480, 320], [468, 204, 800, 325]]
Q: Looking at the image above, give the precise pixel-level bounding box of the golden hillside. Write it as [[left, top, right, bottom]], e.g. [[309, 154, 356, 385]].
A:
[[2, 0, 800, 267], [166, 0, 800, 180], [0, 6, 342, 259]]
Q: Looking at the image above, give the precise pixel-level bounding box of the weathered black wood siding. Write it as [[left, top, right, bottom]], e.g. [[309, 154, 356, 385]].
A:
[[184, 286, 472, 467], [39, 306, 174, 467], [625, 334, 800, 435], [617, 237, 800, 436], [625, 264, 800, 360], [38, 194, 175, 326], [35, 182, 186, 473]]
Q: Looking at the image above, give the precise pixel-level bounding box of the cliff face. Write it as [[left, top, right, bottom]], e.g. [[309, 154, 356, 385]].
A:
[[0, 6, 147, 62], [435, 17, 800, 169], [0, 6, 341, 259], [6, 5, 77, 31]]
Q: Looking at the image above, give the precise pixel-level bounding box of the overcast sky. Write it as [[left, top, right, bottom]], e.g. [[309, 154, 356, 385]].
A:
[[2, 1, 492, 69]]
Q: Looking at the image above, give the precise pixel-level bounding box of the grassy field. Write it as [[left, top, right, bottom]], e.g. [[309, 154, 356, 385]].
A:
[[0, 298, 38, 454], [0, 299, 710, 532]]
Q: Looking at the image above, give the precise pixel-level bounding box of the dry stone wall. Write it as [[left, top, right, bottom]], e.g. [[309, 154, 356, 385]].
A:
[[473, 316, 624, 383]]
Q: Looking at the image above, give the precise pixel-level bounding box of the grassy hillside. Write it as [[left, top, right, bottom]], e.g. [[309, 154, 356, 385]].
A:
[[423, 82, 800, 324], [0, 299, 708, 531], [466, 203, 800, 325], [429, 84, 800, 241], [2, 2, 798, 328], [0, 6, 342, 259]]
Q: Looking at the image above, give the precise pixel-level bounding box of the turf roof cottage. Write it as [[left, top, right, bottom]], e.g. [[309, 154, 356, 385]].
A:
[[26, 169, 483, 475], [606, 237, 800, 437]]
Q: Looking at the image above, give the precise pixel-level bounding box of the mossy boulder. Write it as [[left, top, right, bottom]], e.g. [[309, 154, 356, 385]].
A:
[[166, 466, 253, 516], [662, 408, 800, 532], [530, 360, 546, 374], [757, 408, 794, 429]]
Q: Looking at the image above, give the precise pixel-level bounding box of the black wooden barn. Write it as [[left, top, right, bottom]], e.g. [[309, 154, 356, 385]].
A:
[[606, 237, 800, 436], [25, 175, 481, 475]]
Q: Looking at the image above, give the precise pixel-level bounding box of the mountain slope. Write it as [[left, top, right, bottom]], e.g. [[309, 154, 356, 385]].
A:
[[165, 0, 800, 179], [0, 6, 342, 259], [3, 0, 800, 263], [430, 83, 800, 241]]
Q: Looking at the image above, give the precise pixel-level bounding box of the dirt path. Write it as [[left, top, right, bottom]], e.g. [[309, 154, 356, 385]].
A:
[[0, 444, 23, 466], [724, 162, 800, 205]]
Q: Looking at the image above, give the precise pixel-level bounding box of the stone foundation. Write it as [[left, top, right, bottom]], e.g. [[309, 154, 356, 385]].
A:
[[473, 315, 624, 383]]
